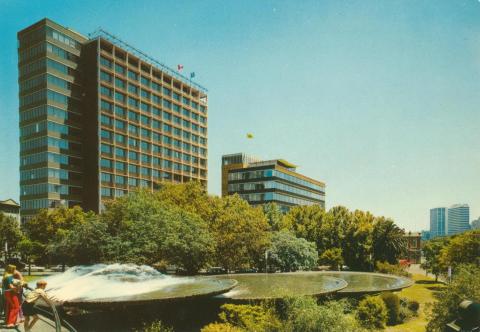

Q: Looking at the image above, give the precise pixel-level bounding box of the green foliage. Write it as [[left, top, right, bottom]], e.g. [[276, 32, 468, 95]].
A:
[[263, 203, 284, 231], [421, 237, 450, 281], [319, 248, 343, 271], [375, 261, 410, 277], [47, 216, 111, 265], [210, 195, 271, 271], [439, 230, 480, 269], [372, 217, 406, 264], [281, 296, 359, 332], [427, 264, 480, 332], [201, 323, 244, 332], [380, 292, 400, 325], [342, 210, 373, 271], [0, 212, 23, 258], [269, 230, 318, 272], [138, 320, 174, 332], [282, 205, 325, 243], [356, 296, 388, 329], [218, 303, 281, 332]]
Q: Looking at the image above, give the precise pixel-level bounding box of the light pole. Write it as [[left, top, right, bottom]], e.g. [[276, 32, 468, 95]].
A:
[[265, 250, 269, 274]]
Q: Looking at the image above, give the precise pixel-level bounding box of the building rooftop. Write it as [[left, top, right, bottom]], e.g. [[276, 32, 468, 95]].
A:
[[0, 199, 20, 207], [88, 28, 208, 93]]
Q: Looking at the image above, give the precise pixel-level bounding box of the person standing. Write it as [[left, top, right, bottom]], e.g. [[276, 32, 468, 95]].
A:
[[2, 264, 20, 328], [13, 268, 24, 323]]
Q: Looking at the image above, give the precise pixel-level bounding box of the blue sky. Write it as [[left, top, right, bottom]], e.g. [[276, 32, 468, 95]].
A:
[[1, 0, 479, 231]]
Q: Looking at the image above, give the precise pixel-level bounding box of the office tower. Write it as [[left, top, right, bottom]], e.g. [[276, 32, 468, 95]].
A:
[[18, 19, 208, 223], [221, 153, 325, 212], [447, 204, 470, 235], [430, 207, 447, 238]]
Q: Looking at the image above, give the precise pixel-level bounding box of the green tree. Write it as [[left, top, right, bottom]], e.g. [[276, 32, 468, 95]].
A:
[[427, 264, 480, 332], [421, 237, 449, 282], [319, 248, 344, 271], [282, 205, 325, 242], [17, 238, 43, 274], [162, 209, 215, 274], [210, 195, 271, 271], [268, 230, 318, 272], [439, 230, 480, 269], [356, 296, 388, 329], [342, 210, 373, 270], [263, 203, 284, 231], [47, 216, 112, 265], [0, 212, 23, 259], [372, 217, 406, 264]]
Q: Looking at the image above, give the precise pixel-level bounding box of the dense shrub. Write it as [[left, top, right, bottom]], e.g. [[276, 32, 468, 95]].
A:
[[201, 323, 244, 332], [427, 264, 480, 331], [398, 305, 414, 322], [282, 296, 359, 332], [380, 292, 400, 325], [375, 261, 410, 277], [139, 320, 174, 332], [218, 304, 281, 332], [356, 296, 388, 329]]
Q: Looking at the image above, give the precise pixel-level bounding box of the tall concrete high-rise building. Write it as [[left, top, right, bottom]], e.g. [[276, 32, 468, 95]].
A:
[[430, 207, 447, 238], [221, 153, 325, 212], [447, 204, 470, 235], [18, 19, 208, 222]]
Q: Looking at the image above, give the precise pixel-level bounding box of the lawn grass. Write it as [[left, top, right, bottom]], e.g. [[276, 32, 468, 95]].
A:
[[385, 274, 445, 332]]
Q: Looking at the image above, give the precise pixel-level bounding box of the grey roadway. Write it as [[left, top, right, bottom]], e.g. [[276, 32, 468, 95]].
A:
[[0, 316, 69, 332]]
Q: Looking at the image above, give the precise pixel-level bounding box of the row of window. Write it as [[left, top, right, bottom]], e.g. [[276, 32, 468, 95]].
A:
[[100, 157, 205, 176], [21, 151, 81, 167], [20, 88, 74, 108], [21, 182, 82, 196], [100, 57, 206, 114], [20, 198, 78, 210], [21, 120, 76, 137], [100, 129, 207, 155], [20, 105, 75, 122], [46, 26, 81, 50], [20, 167, 69, 181], [228, 169, 325, 193], [20, 136, 71, 152], [239, 192, 319, 206], [100, 143, 206, 165], [229, 181, 324, 201]]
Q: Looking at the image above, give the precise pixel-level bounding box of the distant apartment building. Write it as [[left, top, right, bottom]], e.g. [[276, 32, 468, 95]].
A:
[[18, 19, 208, 223], [430, 207, 447, 238], [447, 204, 470, 235], [221, 153, 325, 212], [0, 199, 21, 224]]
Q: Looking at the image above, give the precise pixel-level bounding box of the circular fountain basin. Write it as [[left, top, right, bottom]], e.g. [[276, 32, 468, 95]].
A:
[[37, 264, 238, 309], [319, 271, 413, 294], [215, 273, 348, 300]]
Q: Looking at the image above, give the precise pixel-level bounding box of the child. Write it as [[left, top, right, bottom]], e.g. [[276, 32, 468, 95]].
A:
[[22, 280, 49, 332]]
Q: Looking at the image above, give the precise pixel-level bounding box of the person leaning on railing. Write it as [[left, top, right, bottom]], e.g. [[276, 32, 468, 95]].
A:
[[22, 280, 52, 332]]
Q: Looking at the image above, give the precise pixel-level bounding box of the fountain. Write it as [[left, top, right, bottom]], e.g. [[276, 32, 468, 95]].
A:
[[36, 264, 237, 309]]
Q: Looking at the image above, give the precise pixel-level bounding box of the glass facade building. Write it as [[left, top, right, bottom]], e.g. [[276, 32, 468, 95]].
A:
[[18, 19, 208, 222], [447, 204, 470, 236], [429, 207, 447, 238], [222, 153, 325, 212]]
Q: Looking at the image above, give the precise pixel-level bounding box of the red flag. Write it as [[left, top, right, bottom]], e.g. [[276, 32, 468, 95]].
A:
[[177, 64, 184, 71]]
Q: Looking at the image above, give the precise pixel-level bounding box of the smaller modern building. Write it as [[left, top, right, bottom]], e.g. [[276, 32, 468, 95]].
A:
[[430, 207, 447, 238], [421, 230, 431, 241], [0, 199, 21, 224], [403, 231, 421, 264], [447, 204, 470, 235], [221, 153, 325, 212]]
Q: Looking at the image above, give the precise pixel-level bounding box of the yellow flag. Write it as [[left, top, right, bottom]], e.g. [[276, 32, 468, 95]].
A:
[[246, 133, 254, 139]]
